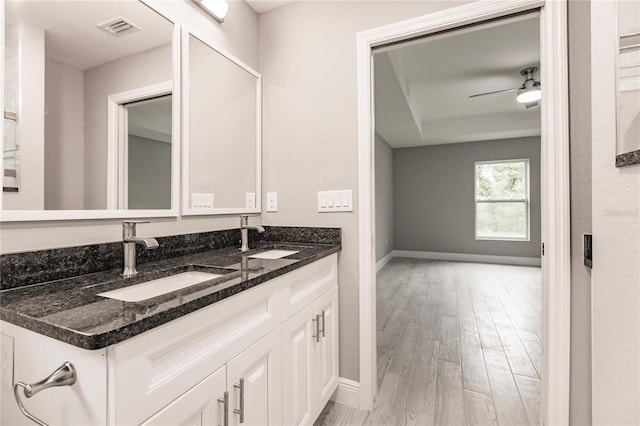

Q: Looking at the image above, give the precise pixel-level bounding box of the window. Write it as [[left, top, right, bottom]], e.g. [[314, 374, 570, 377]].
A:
[[475, 159, 530, 241]]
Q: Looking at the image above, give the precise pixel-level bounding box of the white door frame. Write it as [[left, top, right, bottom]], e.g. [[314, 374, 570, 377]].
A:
[[356, 1, 570, 424]]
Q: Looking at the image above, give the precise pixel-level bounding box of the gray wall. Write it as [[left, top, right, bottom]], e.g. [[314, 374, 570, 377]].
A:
[[393, 137, 541, 258], [44, 58, 85, 210], [127, 136, 171, 210], [568, 0, 592, 423], [375, 133, 394, 262]]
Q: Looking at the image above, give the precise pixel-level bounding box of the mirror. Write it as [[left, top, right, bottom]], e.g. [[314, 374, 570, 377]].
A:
[[616, 0, 640, 167], [183, 32, 261, 215], [1, 0, 178, 219]]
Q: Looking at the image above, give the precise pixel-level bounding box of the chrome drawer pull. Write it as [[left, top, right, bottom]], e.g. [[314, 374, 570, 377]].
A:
[[233, 378, 245, 423], [13, 361, 77, 426], [320, 310, 326, 338], [312, 316, 320, 342], [218, 391, 229, 426]]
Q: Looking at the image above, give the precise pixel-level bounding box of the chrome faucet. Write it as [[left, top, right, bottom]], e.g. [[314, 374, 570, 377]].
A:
[[239, 215, 265, 252], [122, 221, 159, 277]]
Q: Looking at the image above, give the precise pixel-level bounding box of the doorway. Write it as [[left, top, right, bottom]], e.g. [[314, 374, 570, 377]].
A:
[[357, 1, 570, 425]]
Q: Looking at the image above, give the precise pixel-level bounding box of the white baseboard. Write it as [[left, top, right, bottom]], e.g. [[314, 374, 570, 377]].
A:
[[331, 378, 360, 409], [376, 251, 394, 272], [392, 250, 541, 267]]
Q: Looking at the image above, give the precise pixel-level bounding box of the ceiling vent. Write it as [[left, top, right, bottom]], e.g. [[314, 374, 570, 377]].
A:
[[97, 17, 141, 37]]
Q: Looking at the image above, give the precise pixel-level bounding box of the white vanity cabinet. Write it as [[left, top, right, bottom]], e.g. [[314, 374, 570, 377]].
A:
[[282, 260, 339, 426], [0, 253, 339, 426]]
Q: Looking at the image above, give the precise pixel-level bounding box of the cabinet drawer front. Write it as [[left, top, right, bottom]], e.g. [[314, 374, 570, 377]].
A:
[[109, 280, 281, 426], [281, 254, 338, 321]]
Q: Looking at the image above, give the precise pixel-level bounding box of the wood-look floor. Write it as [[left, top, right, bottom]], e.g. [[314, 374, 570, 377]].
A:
[[315, 258, 541, 426]]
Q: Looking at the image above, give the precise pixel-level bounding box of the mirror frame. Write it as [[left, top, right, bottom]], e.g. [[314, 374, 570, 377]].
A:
[[181, 28, 262, 216], [0, 0, 181, 221]]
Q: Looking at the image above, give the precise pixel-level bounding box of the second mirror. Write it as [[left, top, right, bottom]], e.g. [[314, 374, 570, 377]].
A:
[[182, 32, 261, 215]]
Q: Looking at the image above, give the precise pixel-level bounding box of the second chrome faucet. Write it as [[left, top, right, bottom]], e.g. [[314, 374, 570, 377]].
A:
[[239, 215, 264, 252]]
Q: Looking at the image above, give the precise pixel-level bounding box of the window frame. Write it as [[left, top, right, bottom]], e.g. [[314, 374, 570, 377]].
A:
[[474, 158, 531, 242]]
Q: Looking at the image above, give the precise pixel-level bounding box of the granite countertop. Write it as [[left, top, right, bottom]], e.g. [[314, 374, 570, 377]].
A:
[[0, 241, 340, 350]]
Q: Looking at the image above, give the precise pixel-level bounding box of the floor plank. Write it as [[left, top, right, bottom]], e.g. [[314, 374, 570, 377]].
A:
[[401, 339, 439, 426], [464, 390, 499, 426], [483, 349, 530, 425], [439, 315, 461, 363], [435, 360, 466, 426], [514, 375, 541, 426], [460, 329, 491, 394]]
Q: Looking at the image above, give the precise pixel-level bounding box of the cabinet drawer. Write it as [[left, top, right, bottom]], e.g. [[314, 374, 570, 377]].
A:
[[281, 254, 338, 321], [108, 279, 282, 426]]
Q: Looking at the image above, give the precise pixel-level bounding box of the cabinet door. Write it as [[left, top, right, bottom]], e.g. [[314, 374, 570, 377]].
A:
[[141, 365, 226, 426], [227, 328, 282, 426], [311, 287, 340, 418], [282, 304, 315, 425]]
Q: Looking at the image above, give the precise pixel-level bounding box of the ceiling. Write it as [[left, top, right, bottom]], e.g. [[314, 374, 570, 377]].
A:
[[5, 1, 172, 71], [375, 14, 541, 148], [245, 0, 298, 14]]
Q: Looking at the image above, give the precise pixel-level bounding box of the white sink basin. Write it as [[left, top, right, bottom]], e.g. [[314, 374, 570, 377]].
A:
[[248, 249, 299, 260], [98, 271, 223, 302]]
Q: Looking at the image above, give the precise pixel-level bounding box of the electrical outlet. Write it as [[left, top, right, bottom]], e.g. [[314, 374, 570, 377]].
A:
[[267, 192, 278, 212], [1, 333, 14, 387], [192, 193, 214, 208], [246, 193, 256, 209]]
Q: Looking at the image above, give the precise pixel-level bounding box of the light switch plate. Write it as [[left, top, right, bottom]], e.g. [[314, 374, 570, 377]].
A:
[[267, 192, 277, 212], [318, 190, 353, 212], [192, 193, 214, 208], [246, 193, 256, 209]]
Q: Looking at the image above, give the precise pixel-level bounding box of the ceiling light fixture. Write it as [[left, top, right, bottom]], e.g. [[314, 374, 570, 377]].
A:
[[516, 86, 542, 103], [194, 0, 229, 22]]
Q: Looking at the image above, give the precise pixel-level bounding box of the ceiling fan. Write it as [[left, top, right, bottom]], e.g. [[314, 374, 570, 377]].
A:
[[469, 67, 541, 109]]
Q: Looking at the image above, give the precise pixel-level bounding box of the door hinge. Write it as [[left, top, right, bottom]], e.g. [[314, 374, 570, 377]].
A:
[[541, 242, 545, 256]]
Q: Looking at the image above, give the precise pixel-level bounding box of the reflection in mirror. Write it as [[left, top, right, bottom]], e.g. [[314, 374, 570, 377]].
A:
[[186, 34, 259, 212], [616, 0, 640, 166], [2, 1, 174, 210]]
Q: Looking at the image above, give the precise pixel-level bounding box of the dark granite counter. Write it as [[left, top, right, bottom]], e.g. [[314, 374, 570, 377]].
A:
[[0, 239, 340, 350]]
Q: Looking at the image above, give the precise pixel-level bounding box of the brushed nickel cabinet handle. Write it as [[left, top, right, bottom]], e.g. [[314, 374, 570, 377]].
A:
[[320, 310, 326, 338], [233, 378, 245, 423], [217, 391, 229, 426], [312, 316, 320, 342]]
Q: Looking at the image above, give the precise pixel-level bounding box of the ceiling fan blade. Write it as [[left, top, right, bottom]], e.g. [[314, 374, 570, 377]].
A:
[[469, 87, 520, 98], [525, 101, 539, 109]]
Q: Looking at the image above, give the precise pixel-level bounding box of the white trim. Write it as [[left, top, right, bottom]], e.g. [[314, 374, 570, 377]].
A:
[[376, 251, 394, 272], [357, 2, 570, 424], [331, 378, 360, 409], [392, 250, 541, 267], [180, 30, 262, 216]]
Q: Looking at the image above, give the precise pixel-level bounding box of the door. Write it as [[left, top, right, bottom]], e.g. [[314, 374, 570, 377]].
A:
[[311, 287, 339, 418], [141, 365, 226, 426], [227, 327, 282, 426], [282, 304, 315, 425]]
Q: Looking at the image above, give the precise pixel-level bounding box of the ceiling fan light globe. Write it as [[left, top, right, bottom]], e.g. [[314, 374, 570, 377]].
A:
[[517, 87, 542, 103]]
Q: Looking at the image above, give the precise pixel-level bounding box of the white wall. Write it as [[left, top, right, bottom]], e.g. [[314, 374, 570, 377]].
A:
[[0, 0, 259, 253], [3, 22, 45, 210], [258, 0, 471, 382], [44, 58, 85, 210], [590, 1, 640, 424], [375, 133, 394, 262]]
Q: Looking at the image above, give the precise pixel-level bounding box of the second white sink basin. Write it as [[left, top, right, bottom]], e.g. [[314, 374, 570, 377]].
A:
[[248, 249, 299, 260], [98, 271, 223, 302]]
